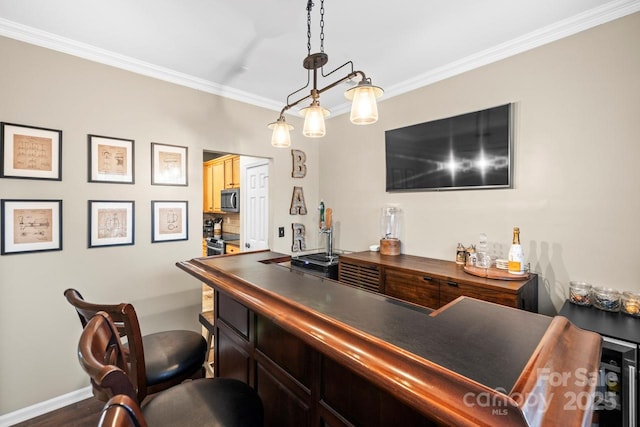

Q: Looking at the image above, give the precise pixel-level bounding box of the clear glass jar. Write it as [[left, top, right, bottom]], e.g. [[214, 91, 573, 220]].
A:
[[621, 291, 640, 317], [569, 281, 592, 306], [592, 286, 621, 312], [380, 206, 402, 240]]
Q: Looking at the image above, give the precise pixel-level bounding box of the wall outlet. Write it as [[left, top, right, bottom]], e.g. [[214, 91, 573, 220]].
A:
[[278, 227, 285, 237]]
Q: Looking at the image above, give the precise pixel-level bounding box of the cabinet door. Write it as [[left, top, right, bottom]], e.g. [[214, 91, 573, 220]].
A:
[[203, 162, 214, 212], [384, 268, 439, 309], [224, 157, 232, 189], [223, 156, 240, 189], [216, 326, 251, 383], [212, 162, 224, 212], [321, 356, 434, 427], [232, 156, 240, 188], [338, 261, 381, 293], [439, 280, 518, 308]]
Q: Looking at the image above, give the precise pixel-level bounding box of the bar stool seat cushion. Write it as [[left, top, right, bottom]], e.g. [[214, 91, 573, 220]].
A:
[[142, 330, 207, 386], [142, 377, 263, 426]]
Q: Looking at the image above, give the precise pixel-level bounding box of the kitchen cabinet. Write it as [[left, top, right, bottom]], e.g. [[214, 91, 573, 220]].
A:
[[203, 161, 214, 212], [203, 156, 236, 213], [212, 162, 223, 212], [339, 252, 537, 312], [224, 155, 240, 189]]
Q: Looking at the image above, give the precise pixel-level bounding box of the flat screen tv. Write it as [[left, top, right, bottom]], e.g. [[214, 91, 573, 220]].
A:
[[385, 103, 513, 192]]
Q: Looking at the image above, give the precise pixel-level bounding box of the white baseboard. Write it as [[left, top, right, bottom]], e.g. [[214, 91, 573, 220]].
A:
[[0, 386, 93, 427]]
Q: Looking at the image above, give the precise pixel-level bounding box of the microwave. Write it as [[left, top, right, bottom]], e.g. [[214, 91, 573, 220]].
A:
[[221, 188, 239, 212]]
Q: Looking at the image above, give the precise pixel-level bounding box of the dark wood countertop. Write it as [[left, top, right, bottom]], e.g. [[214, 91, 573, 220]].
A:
[[341, 251, 533, 294], [177, 251, 601, 426]]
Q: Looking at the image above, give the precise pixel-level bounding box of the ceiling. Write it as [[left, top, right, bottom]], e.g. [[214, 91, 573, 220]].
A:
[[0, 0, 638, 118]]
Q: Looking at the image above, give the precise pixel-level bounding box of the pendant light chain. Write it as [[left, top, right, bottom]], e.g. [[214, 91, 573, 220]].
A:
[[305, 0, 325, 55], [319, 0, 325, 53], [306, 1, 313, 56]]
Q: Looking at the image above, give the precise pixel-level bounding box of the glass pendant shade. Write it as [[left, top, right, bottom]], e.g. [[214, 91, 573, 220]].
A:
[[300, 102, 330, 138], [268, 118, 293, 148], [345, 82, 384, 125]]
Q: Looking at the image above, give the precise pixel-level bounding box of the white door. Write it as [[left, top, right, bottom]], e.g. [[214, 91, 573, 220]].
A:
[[243, 161, 269, 251]]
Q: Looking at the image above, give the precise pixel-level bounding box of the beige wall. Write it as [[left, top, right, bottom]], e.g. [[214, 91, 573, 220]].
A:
[[0, 36, 317, 415], [321, 13, 640, 315], [0, 10, 638, 418]]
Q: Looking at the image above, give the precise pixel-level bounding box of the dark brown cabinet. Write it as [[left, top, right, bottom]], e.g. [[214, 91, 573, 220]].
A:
[[213, 288, 436, 427], [177, 251, 600, 427], [336, 257, 381, 292], [384, 268, 439, 309], [339, 252, 537, 312], [438, 277, 520, 307]]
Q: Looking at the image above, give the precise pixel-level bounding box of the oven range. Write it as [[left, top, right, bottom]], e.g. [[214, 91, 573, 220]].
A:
[[206, 237, 226, 256]]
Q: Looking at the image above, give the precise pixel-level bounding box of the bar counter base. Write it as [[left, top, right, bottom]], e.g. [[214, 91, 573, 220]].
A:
[[177, 251, 602, 427]]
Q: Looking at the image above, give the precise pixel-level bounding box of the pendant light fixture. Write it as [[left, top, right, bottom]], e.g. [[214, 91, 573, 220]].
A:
[[268, 0, 383, 147]]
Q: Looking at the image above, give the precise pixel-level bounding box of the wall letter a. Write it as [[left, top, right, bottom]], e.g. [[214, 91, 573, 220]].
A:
[[290, 186, 307, 215]]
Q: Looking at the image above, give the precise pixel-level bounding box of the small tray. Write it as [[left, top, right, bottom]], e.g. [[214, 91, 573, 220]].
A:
[[463, 265, 530, 281]]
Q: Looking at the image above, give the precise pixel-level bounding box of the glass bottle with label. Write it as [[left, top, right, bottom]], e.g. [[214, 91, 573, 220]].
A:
[[477, 233, 490, 268], [508, 227, 525, 275]]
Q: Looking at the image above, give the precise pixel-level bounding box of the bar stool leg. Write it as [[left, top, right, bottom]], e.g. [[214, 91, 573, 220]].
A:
[[199, 310, 215, 376]]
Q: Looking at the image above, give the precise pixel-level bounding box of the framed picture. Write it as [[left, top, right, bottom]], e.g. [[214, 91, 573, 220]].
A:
[[1, 199, 62, 255], [88, 200, 135, 248], [88, 134, 134, 183], [151, 200, 188, 243], [1, 122, 62, 180], [151, 142, 188, 186]]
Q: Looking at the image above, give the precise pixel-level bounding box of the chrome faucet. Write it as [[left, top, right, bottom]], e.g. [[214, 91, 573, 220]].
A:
[[320, 226, 333, 258]]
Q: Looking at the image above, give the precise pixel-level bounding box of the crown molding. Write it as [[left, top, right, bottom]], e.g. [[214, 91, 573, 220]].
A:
[[0, 17, 282, 112], [381, 0, 640, 103], [1, 0, 638, 117]]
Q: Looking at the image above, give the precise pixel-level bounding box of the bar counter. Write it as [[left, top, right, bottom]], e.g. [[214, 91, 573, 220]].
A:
[[177, 251, 602, 426]]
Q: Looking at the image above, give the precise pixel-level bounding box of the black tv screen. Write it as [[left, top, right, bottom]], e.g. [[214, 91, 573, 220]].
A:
[[385, 104, 513, 192]]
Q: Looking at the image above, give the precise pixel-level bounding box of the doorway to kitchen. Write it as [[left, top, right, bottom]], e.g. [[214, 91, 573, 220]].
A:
[[244, 160, 269, 252], [202, 150, 270, 255]]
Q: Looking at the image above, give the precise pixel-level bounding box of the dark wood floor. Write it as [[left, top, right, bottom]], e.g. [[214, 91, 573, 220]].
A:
[[12, 397, 104, 427], [13, 359, 215, 426]]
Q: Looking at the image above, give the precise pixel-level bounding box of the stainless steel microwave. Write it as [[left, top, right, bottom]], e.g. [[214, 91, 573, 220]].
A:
[[221, 188, 239, 212]]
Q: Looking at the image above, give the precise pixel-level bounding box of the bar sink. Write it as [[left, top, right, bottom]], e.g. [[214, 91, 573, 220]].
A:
[[295, 253, 338, 265], [290, 252, 339, 279]]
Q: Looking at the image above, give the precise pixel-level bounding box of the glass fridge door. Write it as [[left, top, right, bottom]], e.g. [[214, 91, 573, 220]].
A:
[[596, 336, 637, 427]]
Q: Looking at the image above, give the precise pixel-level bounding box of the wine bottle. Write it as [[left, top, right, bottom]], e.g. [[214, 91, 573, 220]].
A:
[[508, 227, 525, 275]]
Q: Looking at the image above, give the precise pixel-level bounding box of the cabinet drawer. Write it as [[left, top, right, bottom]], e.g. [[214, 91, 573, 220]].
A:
[[384, 268, 439, 309], [226, 244, 240, 254], [439, 280, 518, 308]]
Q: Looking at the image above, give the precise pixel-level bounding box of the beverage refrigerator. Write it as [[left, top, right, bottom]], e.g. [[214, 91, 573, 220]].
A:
[[559, 301, 639, 427], [595, 337, 637, 427]]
